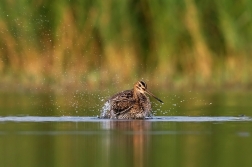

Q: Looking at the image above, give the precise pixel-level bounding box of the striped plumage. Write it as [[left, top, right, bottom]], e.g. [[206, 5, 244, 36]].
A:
[[100, 81, 163, 119]]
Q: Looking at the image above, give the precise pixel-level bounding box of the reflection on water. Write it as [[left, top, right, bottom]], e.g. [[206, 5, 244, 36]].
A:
[[100, 121, 152, 167], [0, 120, 153, 167], [0, 120, 252, 167]]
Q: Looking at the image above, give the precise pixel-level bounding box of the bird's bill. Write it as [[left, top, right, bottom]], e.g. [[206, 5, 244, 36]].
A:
[[145, 90, 164, 103]]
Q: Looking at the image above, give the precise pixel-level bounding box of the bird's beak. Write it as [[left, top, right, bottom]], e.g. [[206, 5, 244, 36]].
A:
[[145, 90, 164, 104]]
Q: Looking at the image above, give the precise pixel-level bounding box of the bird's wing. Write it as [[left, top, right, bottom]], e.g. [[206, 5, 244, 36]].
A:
[[109, 90, 135, 115]]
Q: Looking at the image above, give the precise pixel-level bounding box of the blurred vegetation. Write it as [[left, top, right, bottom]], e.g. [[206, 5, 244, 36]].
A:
[[0, 0, 252, 92]]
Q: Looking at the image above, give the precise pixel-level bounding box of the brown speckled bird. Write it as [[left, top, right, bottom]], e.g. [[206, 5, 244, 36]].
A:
[[100, 81, 163, 119]]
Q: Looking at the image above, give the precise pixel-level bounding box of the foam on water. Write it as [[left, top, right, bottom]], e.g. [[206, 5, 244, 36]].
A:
[[0, 116, 251, 122]]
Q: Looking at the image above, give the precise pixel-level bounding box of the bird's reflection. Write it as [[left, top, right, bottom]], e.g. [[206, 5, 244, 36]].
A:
[[101, 120, 152, 167]]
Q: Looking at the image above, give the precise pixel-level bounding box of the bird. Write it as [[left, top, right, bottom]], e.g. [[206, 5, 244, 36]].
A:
[[100, 81, 163, 119]]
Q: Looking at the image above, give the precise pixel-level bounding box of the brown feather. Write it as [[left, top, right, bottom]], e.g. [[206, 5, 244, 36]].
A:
[[100, 81, 163, 119]]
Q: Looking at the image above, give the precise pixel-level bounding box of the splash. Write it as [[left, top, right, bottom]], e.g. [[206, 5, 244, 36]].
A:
[[99, 101, 111, 118]]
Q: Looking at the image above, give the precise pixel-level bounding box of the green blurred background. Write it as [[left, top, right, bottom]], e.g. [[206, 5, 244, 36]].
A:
[[0, 0, 252, 92], [1, 2, 252, 167]]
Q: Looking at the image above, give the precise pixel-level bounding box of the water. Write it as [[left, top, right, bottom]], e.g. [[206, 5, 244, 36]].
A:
[[0, 116, 251, 122], [0, 92, 252, 167]]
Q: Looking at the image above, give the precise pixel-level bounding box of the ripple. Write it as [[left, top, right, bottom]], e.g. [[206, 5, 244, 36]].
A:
[[0, 116, 251, 122]]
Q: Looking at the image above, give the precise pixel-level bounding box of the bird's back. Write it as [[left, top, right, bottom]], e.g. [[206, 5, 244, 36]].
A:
[[100, 89, 135, 118], [109, 89, 135, 113], [100, 89, 152, 119]]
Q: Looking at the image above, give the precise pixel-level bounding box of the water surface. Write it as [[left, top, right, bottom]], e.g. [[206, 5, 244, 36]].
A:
[[0, 92, 252, 167]]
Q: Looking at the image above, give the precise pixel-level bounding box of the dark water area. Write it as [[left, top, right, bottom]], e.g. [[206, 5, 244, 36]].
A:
[[0, 92, 252, 167]]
